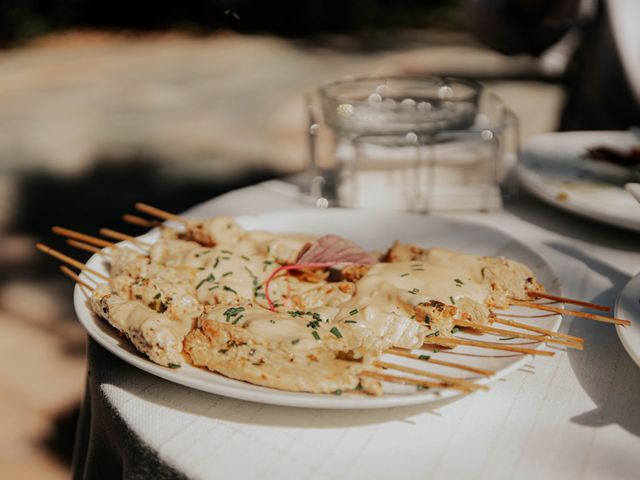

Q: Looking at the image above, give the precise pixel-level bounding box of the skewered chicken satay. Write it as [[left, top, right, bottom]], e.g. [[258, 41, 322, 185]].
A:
[[109, 237, 356, 332], [110, 233, 556, 357], [184, 305, 382, 395], [384, 242, 544, 307], [326, 261, 493, 351], [109, 264, 203, 324], [90, 284, 192, 367], [109, 246, 149, 276], [146, 236, 355, 310], [104, 244, 205, 323], [103, 225, 558, 357], [176, 216, 316, 265]]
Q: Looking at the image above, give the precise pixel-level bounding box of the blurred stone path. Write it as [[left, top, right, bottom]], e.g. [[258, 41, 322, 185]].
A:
[[0, 30, 562, 478]]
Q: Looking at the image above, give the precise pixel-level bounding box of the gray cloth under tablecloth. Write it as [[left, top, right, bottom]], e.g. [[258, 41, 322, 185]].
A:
[[73, 340, 188, 480]]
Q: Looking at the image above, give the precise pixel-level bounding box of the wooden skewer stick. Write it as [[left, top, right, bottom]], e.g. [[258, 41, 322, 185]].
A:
[[494, 311, 558, 319], [385, 348, 495, 376], [66, 239, 103, 255], [37, 243, 109, 281], [360, 371, 455, 391], [527, 291, 610, 312], [122, 214, 160, 229], [52, 226, 114, 248], [456, 320, 583, 350], [511, 300, 631, 326], [99, 228, 151, 247], [135, 202, 187, 225], [375, 361, 487, 391], [59, 265, 95, 291], [492, 317, 583, 344], [424, 336, 555, 356]]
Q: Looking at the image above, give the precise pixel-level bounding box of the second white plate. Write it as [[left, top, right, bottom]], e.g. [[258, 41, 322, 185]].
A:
[[615, 273, 640, 369], [519, 131, 640, 232]]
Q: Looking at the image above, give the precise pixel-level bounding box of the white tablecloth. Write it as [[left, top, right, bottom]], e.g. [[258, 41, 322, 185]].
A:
[[72, 180, 640, 480]]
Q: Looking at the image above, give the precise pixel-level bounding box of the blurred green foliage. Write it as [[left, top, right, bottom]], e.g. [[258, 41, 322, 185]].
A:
[[0, 0, 462, 46]]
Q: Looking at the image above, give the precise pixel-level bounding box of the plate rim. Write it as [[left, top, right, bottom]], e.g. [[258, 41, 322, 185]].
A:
[[615, 273, 640, 368], [74, 208, 562, 409]]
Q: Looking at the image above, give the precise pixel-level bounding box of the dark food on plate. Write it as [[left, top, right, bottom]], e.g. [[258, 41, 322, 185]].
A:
[[585, 145, 640, 168]]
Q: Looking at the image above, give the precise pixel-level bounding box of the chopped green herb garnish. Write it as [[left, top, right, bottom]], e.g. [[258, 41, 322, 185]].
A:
[[213, 257, 220, 268], [449, 296, 456, 305], [240, 255, 250, 261], [288, 310, 304, 317], [454, 278, 464, 286], [330, 327, 343, 338], [167, 363, 181, 369], [311, 331, 320, 341], [409, 288, 420, 294], [232, 314, 244, 325], [334, 389, 343, 395], [499, 336, 516, 341], [220, 250, 232, 254], [349, 308, 359, 316], [433, 348, 440, 353], [197, 267, 205, 270], [425, 330, 440, 338], [451, 327, 460, 334], [154, 292, 162, 299], [223, 286, 238, 294], [418, 354, 431, 361], [223, 307, 245, 322], [222, 256, 231, 260], [416, 385, 428, 391], [196, 273, 216, 289], [400, 273, 410, 277], [222, 271, 233, 277], [291, 338, 300, 345], [208, 285, 219, 291], [344, 320, 357, 324], [424, 314, 431, 325]]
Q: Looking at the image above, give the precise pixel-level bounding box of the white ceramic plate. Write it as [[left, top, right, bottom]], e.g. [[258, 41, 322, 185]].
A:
[[73, 209, 561, 409], [615, 273, 640, 368], [518, 131, 640, 232]]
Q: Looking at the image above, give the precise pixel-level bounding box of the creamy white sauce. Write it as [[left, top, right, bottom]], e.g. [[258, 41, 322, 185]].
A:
[[201, 306, 340, 352], [187, 217, 314, 264], [354, 261, 489, 305], [325, 261, 491, 348]]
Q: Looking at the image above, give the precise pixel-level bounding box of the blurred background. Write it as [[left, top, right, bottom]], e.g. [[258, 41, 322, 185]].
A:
[[0, 0, 635, 478]]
